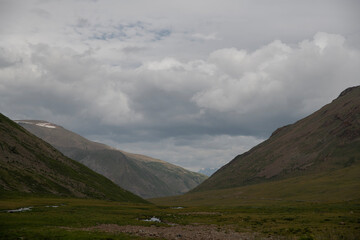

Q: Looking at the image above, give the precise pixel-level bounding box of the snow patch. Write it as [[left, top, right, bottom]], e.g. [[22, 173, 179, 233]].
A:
[[15, 121, 57, 129], [35, 122, 56, 129], [15, 121, 33, 125]]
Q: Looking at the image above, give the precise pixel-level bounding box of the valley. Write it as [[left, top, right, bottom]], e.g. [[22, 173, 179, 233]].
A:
[[1, 86, 359, 239], [2, 0, 360, 238]]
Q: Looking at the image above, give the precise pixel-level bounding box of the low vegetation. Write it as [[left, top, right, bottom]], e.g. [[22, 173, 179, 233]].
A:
[[152, 163, 360, 207], [0, 196, 359, 239]]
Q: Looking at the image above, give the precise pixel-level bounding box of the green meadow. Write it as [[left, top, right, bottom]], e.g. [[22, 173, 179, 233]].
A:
[[0, 195, 359, 240]]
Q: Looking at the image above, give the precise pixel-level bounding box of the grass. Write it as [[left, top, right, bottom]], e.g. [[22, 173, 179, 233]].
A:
[[0, 196, 359, 239], [0, 197, 157, 239], [153, 164, 360, 207]]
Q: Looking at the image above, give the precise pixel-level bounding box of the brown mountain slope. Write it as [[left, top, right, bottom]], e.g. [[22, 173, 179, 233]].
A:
[[17, 121, 207, 198], [0, 113, 146, 203], [194, 86, 360, 192]]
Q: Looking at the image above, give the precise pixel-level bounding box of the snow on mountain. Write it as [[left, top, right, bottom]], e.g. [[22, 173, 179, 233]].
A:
[[15, 121, 57, 129]]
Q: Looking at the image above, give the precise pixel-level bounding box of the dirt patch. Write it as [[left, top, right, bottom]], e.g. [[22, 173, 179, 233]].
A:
[[80, 224, 277, 240], [178, 212, 222, 216]]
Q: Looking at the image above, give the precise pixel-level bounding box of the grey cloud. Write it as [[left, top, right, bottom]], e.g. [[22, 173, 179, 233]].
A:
[[2, 33, 358, 142], [0, 48, 20, 68], [31, 8, 52, 19], [1, 0, 359, 170], [0, 43, 140, 130], [122, 46, 148, 54], [76, 18, 91, 28], [77, 33, 359, 144], [190, 33, 219, 42]]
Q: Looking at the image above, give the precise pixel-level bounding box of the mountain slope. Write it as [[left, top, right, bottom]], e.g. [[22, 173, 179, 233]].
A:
[[17, 121, 207, 198], [194, 86, 360, 192], [0, 113, 146, 203]]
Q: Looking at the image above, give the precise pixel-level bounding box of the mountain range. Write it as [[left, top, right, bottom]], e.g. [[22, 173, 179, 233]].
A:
[[16, 121, 207, 198], [0, 113, 146, 203], [2, 85, 358, 205]]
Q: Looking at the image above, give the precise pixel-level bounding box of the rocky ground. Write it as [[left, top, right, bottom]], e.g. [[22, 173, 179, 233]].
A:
[[81, 224, 284, 240]]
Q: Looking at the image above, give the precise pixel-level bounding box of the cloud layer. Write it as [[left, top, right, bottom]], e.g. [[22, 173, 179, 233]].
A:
[[1, 0, 359, 170]]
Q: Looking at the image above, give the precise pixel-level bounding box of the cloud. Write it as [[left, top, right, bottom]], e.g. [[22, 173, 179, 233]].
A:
[[1, 32, 359, 140], [192, 33, 359, 119], [31, 8, 52, 19], [1, 0, 359, 170], [191, 33, 219, 41], [0, 43, 141, 129]]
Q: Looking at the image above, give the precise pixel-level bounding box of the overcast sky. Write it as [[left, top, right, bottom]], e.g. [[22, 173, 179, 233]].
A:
[[1, 0, 359, 171]]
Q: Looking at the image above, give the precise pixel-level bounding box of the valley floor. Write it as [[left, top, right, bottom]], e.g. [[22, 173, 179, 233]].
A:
[[0, 196, 359, 240]]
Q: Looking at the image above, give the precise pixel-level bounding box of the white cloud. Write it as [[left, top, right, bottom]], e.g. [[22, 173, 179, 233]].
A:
[[192, 33, 360, 118], [146, 58, 183, 71], [0, 43, 141, 127]]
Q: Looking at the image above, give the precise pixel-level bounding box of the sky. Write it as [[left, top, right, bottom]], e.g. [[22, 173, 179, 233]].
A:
[[0, 0, 359, 171]]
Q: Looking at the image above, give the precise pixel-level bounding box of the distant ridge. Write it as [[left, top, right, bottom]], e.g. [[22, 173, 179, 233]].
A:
[[17, 120, 207, 198], [0, 113, 146, 203], [194, 86, 360, 192], [198, 167, 218, 176]]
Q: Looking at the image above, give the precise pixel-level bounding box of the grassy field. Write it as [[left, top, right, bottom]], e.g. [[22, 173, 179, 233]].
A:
[[0, 196, 359, 239]]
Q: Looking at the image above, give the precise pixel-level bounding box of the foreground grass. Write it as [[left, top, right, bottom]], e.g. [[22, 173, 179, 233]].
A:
[[0, 196, 359, 239], [0, 197, 157, 240]]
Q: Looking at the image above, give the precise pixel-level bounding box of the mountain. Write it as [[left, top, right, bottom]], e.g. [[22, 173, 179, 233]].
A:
[[0, 113, 146, 203], [193, 86, 360, 192], [198, 167, 218, 176], [17, 121, 207, 198]]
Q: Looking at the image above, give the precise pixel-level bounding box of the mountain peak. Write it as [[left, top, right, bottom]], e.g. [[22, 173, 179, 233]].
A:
[[338, 85, 359, 98]]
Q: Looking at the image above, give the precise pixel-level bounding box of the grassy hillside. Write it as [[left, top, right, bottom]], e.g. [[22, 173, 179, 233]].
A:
[[194, 86, 360, 192], [152, 163, 360, 206], [0, 113, 146, 203], [17, 120, 207, 198]]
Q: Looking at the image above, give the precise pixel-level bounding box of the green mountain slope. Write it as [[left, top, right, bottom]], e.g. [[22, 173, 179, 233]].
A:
[[17, 121, 207, 198], [0, 113, 146, 203], [193, 86, 360, 192]]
